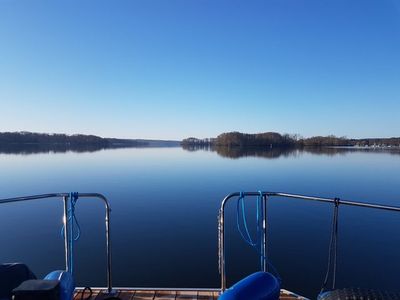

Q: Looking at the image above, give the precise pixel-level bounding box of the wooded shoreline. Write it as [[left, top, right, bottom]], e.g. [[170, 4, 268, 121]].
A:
[[182, 132, 400, 148], [1, 131, 399, 151], [0, 132, 179, 154]]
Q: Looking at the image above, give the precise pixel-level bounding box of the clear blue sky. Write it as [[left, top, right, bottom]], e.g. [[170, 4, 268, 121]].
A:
[[1, 0, 399, 140]]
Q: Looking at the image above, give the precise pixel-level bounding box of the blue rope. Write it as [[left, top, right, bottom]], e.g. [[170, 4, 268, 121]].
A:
[[236, 191, 262, 248], [256, 190, 262, 246], [60, 192, 81, 274], [236, 191, 281, 281], [70, 192, 81, 241], [61, 192, 81, 241], [237, 192, 257, 246]]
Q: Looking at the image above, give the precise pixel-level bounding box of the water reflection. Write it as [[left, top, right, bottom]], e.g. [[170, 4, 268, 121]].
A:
[[305, 146, 400, 157], [181, 145, 400, 159], [2, 143, 400, 157], [0, 143, 109, 155], [213, 146, 298, 159], [0, 146, 400, 298], [0, 143, 167, 155]]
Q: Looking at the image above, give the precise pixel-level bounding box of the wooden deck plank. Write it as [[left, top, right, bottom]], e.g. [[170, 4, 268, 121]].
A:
[[118, 291, 135, 300], [132, 290, 155, 300], [154, 290, 176, 299], [197, 291, 214, 300], [175, 290, 198, 300], [74, 289, 303, 300], [74, 291, 83, 300], [74, 289, 100, 300], [95, 290, 121, 300]]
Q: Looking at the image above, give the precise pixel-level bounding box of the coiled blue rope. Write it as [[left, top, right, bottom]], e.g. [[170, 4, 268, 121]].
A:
[[236, 191, 281, 281], [60, 192, 81, 274], [236, 191, 263, 247], [237, 192, 257, 246], [61, 192, 81, 241]]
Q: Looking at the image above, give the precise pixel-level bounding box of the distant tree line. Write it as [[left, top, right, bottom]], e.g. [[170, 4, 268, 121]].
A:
[[299, 135, 350, 147], [182, 132, 299, 148], [0, 132, 147, 149], [180, 137, 215, 147], [214, 132, 297, 147], [182, 132, 400, 148], [0, 132, 108, 145]]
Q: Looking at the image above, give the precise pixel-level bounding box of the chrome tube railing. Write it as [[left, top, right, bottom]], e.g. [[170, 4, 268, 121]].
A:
[[218, 191, 400, 291], [0, 192, 113, 293]]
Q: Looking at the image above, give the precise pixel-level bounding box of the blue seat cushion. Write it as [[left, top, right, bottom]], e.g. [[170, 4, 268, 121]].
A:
[[44, 271, 75, 300], [219, 271, 280, 300]]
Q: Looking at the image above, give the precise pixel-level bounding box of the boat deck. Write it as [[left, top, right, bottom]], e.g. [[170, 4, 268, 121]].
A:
[[73, 289, 304, 300]]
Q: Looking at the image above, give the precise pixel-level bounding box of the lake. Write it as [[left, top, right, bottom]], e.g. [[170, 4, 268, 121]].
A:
[[0, 146, 399, 298]]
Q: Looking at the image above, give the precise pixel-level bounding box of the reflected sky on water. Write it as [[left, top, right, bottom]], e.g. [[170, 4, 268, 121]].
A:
[[0, 146, 399, 298]]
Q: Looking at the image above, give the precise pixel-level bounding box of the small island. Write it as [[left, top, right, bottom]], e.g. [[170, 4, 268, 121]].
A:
[[182, 131, 400, 148]]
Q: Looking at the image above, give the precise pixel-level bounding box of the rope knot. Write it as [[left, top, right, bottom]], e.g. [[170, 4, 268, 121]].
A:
[[334, 197, 340, 207], [71, 192, 79, 205]]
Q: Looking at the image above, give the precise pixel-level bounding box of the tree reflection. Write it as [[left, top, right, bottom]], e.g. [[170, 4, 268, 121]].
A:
[[0, 143, 146, 155], [181, 145, 400, 159]]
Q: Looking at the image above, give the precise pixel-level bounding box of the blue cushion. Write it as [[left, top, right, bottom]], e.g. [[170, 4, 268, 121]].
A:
[[219, 272, 280, 300], [44, 271, 75, 300]]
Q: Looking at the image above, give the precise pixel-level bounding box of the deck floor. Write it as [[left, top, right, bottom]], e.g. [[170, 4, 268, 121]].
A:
[[73, 289, 302, 300]]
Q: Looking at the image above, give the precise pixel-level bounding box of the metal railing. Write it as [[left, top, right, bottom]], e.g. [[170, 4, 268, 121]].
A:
[[218, 191, 400, 291], [0, 192, 113, 293]]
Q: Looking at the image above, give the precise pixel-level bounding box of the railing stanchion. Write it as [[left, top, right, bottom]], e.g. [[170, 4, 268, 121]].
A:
[[63, 195, 70, 273], [262, 194, 268, 272], [220, 207, 226, 292], [105, 203, 112, 293], [219, 193, 234, 292]]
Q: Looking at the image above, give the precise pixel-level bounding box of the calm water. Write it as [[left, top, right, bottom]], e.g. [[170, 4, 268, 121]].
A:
[[0, 147, 399, 298]]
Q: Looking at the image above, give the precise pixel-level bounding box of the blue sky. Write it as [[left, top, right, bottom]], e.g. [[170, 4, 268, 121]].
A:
[[0, 0, 399, 140]]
